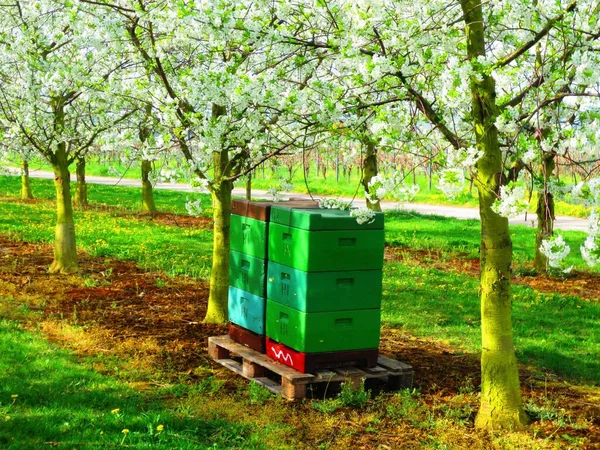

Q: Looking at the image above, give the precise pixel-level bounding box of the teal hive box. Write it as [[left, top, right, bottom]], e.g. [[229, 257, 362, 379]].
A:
[[265, 300, 381, 353], [228, 287, 265, 335], [267, 261, 382, 312], [230, 214, 267, 259], [230, 250, 266, 297], [268, 208, 384, 272]]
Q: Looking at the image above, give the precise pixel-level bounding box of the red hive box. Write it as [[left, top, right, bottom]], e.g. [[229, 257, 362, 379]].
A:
[[266, 338, 378, 373]]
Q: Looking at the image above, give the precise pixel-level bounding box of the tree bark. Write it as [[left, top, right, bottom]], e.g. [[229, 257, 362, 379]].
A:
[[204, 104, 232, 324], [49, 144, 79, 274], [20, 159, 34, 200], [246, 172, 252, 200], [461, 0, 529, 430], [74, 157, 88, 207], [141, 159, 157, 214], [534, 154, 556, 272], [361, 137, 382, 211]]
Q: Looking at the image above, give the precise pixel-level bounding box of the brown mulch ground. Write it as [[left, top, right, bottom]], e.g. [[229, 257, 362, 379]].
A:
[[0, 235, 599, 448]]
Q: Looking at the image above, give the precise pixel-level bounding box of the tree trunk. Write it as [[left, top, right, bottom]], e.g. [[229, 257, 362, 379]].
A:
[[534, 155, 556, 272], [361, 138, 382, 211], [204, 104, 232, 324], [461, 0, 528, 430], [49, 144, 79, 274], [74, 157, 88, 207], [21, 159, 34, 200], [246, 172, 252, 200], [141, 159, 157, 214]]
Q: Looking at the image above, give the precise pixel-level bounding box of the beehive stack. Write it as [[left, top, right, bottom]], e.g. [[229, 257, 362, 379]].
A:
[[265, 207, 385, 373], [228, 200, 318, 352]]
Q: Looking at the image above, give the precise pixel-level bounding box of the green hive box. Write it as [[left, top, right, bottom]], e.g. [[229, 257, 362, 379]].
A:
[[267, 261, 382, 312], [265, 300, 381, 353], [230, 214, 267, 259], [230, 251, 266, 297], [268, 207, 385, 272]]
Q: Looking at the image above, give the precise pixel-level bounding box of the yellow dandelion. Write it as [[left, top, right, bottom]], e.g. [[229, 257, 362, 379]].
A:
[[122, 429, 129, 434], [156, 424, 164, 431], [111, 408, 120, 414], [11, 395, 18, 399]]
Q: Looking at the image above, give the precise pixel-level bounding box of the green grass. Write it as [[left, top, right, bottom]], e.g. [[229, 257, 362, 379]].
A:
[[382, 263, 600, 383], [0, 175, 211, 216], [384, 210, 594, 271], [0, 175, 599, 384], [0, 315, 267, 449]]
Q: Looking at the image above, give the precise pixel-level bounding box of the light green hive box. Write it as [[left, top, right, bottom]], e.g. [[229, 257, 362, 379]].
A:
[[265, 300, 381, 353], [267, 261, 382, 312], [268, 207, 384, 272]]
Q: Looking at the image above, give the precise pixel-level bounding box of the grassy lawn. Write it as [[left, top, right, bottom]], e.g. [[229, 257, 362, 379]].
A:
[[0, 316, 269, 450], [1, 175, 598, 385], [1, 174, 599, 448]]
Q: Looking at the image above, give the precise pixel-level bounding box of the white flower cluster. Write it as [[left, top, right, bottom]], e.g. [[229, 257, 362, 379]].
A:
[[539, 235, 573, 273], [581, 209, 600, 267], [572, 179, 600, 204], [318, 198, 352, 210], [267, 180, 294, 202], [366, 174, 419, 204], [185, 198, 203, 217], [438, 168, 465, 200], [350, 207, 376, 225], [492, 184, 529, 219]]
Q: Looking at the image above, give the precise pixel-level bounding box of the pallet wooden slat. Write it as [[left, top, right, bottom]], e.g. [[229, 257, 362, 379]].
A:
[[208, 335, 413, 400], [377, 355, 413, 374]]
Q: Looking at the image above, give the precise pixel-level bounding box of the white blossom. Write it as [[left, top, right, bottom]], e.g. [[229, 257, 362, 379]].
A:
[[539, 235, 573, 272], [492, 184, 529, 219]]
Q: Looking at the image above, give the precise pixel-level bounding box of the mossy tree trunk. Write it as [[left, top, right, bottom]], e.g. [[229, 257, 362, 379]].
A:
[[204, 104, 232, 324], [49, 142, 79, 274], [461, 0, 529, 430], [21, 159, 34, 200], [246, 172, 252, 200], [74, 156, 88, 207], [534, 154, 556, 272], [361, 137, 382, 211], [141, 159, 157, 214]]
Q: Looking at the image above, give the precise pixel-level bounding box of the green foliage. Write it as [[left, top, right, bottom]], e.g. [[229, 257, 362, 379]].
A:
[[384, 210, 594, 271], [336, 379, 370, 408], [385, 389, 422, 420], [312, 379, 370, 413], [247, 383, 273, 405]]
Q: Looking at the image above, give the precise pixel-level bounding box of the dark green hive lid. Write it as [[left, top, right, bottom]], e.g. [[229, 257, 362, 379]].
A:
[[269, 207, 384, 231]]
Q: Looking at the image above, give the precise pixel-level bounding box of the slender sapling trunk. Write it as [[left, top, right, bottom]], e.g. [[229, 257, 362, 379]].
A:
[[141, 159, 157, 214], [74, 156, 88, 207], [21, 159, 34, 200]]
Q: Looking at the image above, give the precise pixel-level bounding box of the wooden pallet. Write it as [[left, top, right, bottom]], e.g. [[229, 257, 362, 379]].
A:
[[208, 335, 413, 400]]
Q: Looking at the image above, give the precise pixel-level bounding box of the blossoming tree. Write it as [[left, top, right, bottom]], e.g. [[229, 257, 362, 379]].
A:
[[0, 1, 136, 273], [84, 0, 332, 323], [285, 0, 600, 430]]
